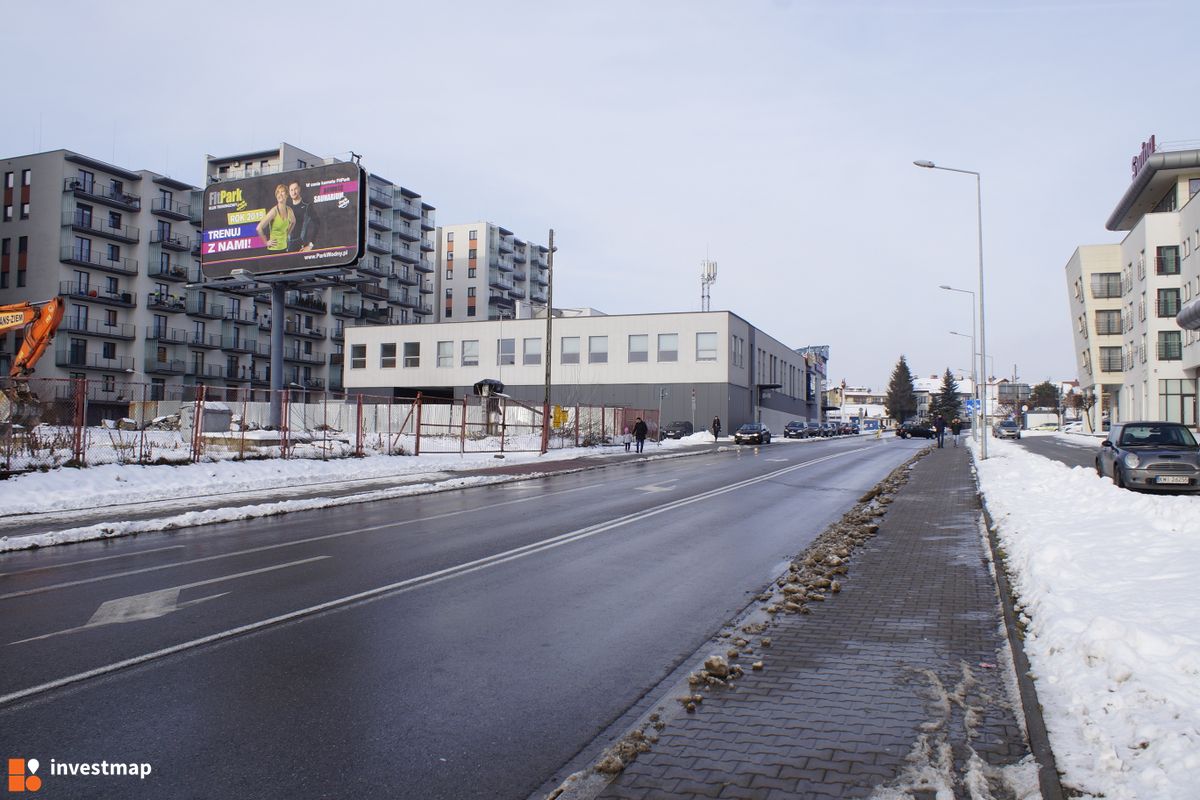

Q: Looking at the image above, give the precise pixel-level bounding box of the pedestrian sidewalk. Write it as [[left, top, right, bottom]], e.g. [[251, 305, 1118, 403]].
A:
[[576, 444, 1050, 800]]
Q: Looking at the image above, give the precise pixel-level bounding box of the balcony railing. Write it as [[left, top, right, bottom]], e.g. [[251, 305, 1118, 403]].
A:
[[146, 325, 190, 344], [368, 213, 392, 232], [188, 332, 223, 349], [414, 258, 434, 273], [62, 210, 140, 243], [61, 316, 136, 340], [368, 186, 392, 207], [150, 230, 192, 251], [63, 178, 141, 210], [284, 321, 325, 338], [413, 302, 433, 316], [148, 260, 192, 282], [186, 300, 225, 318], [221, 335, 257, 353], [147, 293, 187, 313], [282, 348, 326, 364], [151, 197, 193, 219], [395, 222, 421, 242], [145, 358, 187, 375], [284, 291, 327, 313], [391, 266, 418, 286], [60, 246, 138, 276], [332, 302, 362, 318], [55, 350, 136, 371], [58, 281, 136, 307], [367, 236, 392, 255], [362, 307, 391, 323], [396, 198, 421, 219]]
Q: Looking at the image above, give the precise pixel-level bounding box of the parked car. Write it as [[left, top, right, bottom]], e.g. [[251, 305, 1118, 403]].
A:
[[806, 422, 826, 437], [993, 420, 1021, 439], [820, 422, 840, 437], [896, 421, 934, 439], [1032, 422, 1060, 432], [1095, 421, 1200, 492], [733, 422, 772, 444], [783, 420, 808, 439], [660, 420, 694, 440]]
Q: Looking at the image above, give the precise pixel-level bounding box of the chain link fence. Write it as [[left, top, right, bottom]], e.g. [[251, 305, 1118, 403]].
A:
[[0, 377, 660, 475]]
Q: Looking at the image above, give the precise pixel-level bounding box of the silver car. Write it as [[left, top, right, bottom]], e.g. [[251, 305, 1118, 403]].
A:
[[1095, 421, 1200, 492]]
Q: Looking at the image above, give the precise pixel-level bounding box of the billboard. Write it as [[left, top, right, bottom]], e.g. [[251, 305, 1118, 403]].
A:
[[200, 163, 366, 279]]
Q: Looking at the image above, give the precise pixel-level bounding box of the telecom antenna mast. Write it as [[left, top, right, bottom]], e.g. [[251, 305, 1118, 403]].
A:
[[700, 258, 718, 311]]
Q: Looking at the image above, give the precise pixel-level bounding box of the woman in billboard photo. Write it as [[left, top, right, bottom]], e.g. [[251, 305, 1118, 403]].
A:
[[255, 183, 295, 252]]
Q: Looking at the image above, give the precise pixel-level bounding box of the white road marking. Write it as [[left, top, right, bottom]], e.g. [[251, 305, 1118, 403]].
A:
[[636, 482, 678, 493], [9, 557, 328, 645], [0, 445, 877, 707], [0, 545, 187, 578]]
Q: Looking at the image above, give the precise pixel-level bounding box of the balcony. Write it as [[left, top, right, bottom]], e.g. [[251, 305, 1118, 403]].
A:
[[421, 216, 435, 232], [284, 320, 325, 339], [221, 335, 257, 353], [186, 363, 226, 380], [360, 282, 388, 301], [282, 348, 326, 364], [498, 239, 514, 255], [368, 186, 392, 207], [414, 258, 434, 274], [329, 353, 344, 367], [368, 212, 392, 232], [413, 302, 433, 316], [59, 281, 136, 307], [151, 197, 192, 220], [150, 230, 192, 252], [395, 222, 421, 242], [390, 266, 418, 286], [146, 324, 190, 344], [224, 308, 258, 326], [392, 291, 418, 309], [361, 306, 391, 324], [186, 299, 225, 319], [490, 256, 514, 273], [302, 377, 326, 390], [188, 331, 223, 349], [145, 357, 187, 375], [530, 290, 548, 304], [60, 246, 138, 276], [251, 370, 270, 386], [224, 366, 252, 383], [284, 291, 327, 313], [147, 292, 187, 313], [396, 198, 421, 220], [489, 273, 514, 291], [63, 178, 141, 211], [330, 328, 345, 342], [420, 237, 435, 252], [418, 279, 433, 295], [63, 210, 140, 243], [332, 302, 362, 319], [512, 269, 527, 282], [367, 236, 392, 255], [488, 293, 514, 308], [61, 316, 136, 340], [536, 271, 549, 287], [509, 286, 526, 300], [55, 349, 136, 371], [148, 259, 192, 282], [357, 259, 389, 278]]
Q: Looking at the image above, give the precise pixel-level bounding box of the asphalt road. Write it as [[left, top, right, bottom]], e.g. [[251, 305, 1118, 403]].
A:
[[1011, 432, 1101, 470], [0, 436, 923, 799]]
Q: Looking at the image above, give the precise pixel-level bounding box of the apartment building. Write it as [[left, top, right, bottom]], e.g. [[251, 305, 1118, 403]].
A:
[[0, 144, 437, 413], [343, 309, 827, 431], [436, 222, 549, 322], [1065, 141, 1200, 426]]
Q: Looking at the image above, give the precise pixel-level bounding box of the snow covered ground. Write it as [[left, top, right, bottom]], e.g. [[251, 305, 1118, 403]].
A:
[[1, 429, 1196, 798]]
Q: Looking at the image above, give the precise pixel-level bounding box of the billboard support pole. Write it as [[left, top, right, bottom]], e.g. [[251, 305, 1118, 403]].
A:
[[269, 281, 288, 428]]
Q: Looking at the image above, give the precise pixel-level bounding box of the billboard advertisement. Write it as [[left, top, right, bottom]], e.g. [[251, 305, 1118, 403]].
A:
[[200, 163, 366, 279]]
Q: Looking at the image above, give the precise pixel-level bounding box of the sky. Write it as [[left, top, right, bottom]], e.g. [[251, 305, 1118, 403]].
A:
[[4, 432, 1197, 798], [4, 0, 1200, 389]]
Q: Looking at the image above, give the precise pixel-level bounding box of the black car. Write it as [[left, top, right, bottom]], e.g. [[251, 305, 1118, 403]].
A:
[[1095, 421, 1200, 492], [819, 422, 839, 437], [733, 422, 772, 444], [660, 420, 694, 440], [783, 420, 808, 439], [896, 421, 935, 439]]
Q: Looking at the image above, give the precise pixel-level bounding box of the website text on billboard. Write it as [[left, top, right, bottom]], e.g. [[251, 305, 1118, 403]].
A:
[[200, 163, 366, 279]]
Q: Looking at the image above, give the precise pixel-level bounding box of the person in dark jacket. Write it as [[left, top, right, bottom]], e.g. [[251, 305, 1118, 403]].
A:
[[934, 413, 947, 448], [950, 417, 963, 447], [711, 416, 721, 441], [287, 181, 321, 252], [633, 417, 648, 453]]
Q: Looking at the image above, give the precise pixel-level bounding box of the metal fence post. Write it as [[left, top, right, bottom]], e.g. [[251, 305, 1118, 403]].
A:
[[72, 377, 86, 465], [190, 384, 206, 463], [414, 392, 423, 456]]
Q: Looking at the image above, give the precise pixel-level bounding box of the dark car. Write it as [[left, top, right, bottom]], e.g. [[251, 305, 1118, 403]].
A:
[[783, 420, 808, 439], [819, 422, 839, 437], [733, 422, 772, 444], [1095, 421, 1200, 492], [660, 420, 694, 440], [992, 420, 1021, 440], [896, 421, 935, 439]]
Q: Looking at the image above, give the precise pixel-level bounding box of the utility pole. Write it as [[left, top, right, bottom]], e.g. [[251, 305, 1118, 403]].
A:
[[540, 229, 555, 454]]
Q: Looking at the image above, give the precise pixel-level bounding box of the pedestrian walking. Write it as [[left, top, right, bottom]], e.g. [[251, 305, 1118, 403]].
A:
[[622, 426, 632, 452], [633, 417, 648, 453], [950, 417, 962, 448], [934, 413, 947, 448], [711, 416, 721, 441]]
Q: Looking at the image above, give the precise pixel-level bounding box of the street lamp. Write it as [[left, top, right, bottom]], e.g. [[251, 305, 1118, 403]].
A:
[[916, 160, 989, 459], [948, 330, 979, 443]]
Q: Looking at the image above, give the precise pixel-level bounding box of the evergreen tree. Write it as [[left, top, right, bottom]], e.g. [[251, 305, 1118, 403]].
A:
[[932, 368, 962, 420], [1029, 380, 1061, 410], [885, 356, 918, 423]]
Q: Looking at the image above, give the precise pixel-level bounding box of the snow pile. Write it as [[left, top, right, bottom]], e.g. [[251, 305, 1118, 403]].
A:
[[975, 438, 1200, 800]]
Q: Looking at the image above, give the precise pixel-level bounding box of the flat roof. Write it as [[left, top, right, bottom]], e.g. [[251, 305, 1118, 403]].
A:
[[1107, 148, 1200, 231]]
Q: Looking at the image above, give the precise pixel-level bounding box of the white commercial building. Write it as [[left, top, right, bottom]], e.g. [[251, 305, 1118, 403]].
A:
[[344, 310, 827, 431]]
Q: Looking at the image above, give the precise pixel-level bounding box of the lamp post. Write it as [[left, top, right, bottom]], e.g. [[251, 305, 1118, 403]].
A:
[[948, 330, 979, 443], [916, 160, 988, 459]]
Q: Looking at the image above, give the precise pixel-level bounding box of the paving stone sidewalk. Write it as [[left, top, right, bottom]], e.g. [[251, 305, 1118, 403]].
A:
[[596, 444, 1041, 800]]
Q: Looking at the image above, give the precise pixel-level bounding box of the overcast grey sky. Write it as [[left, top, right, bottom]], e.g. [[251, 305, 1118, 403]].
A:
[[4, 0, 1196, 388]]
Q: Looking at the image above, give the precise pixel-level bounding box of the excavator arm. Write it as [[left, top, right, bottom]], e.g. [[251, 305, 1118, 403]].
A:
[[2, 298, 65, 378]]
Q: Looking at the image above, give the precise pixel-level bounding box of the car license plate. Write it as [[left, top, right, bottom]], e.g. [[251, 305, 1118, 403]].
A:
[[1156, 475, 1189, 484]]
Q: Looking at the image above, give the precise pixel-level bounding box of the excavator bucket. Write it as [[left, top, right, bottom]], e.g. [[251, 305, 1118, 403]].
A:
[[0, 383, 41, 429]]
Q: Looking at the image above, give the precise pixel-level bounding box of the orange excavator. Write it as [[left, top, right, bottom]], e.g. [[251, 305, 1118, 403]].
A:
[[0, 297, 66, 427]]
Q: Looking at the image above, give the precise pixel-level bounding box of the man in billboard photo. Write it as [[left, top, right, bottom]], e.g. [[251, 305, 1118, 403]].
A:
[[287, 180, 320, 252], [255, 183, 295, 252]]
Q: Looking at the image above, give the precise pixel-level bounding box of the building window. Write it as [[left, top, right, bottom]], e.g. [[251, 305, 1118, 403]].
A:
[[561, 336, 580, 364], [1158, 330, 1182, 360], [1158, 288, 1181, 318], [19, 203, 28, 220], [447, 251, 454, 262], [21, 169, 30, 187], [445, 288, 452, 299], [469, 230, 477, 241], [1156, 245, 1181, 275], [523, 337, 541, 366], [731, 335, 744, 368], [102, 341, 116, 360], [462, 339, 479, 366], [588, 336, 608, 364], [657, 333, 678, 362], [1098, 346, 1122, 372], [350, 344, 366, 369], [468, 248, 477, 260], [103, 375, 115, 392], [468, 267, 477, 278], [497, 338, 515, 366], [696, 332, 718, 361], [380, 342, 397, 368], [1090, 273, 1122, 299], [1094, 309, 1122, 335], [2, 206, 10, 222], [446, 231, 454, 242], [445, 268, 453, 280], [1159, 379, 1197, 425], [437, 340, 453, 367], [403, 342, 420, 367], [3, 172, 10, 188], [628, 334, 648, 362]]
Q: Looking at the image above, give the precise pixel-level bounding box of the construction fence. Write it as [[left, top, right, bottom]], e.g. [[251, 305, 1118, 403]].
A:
[[0, 377, 661, 475]]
